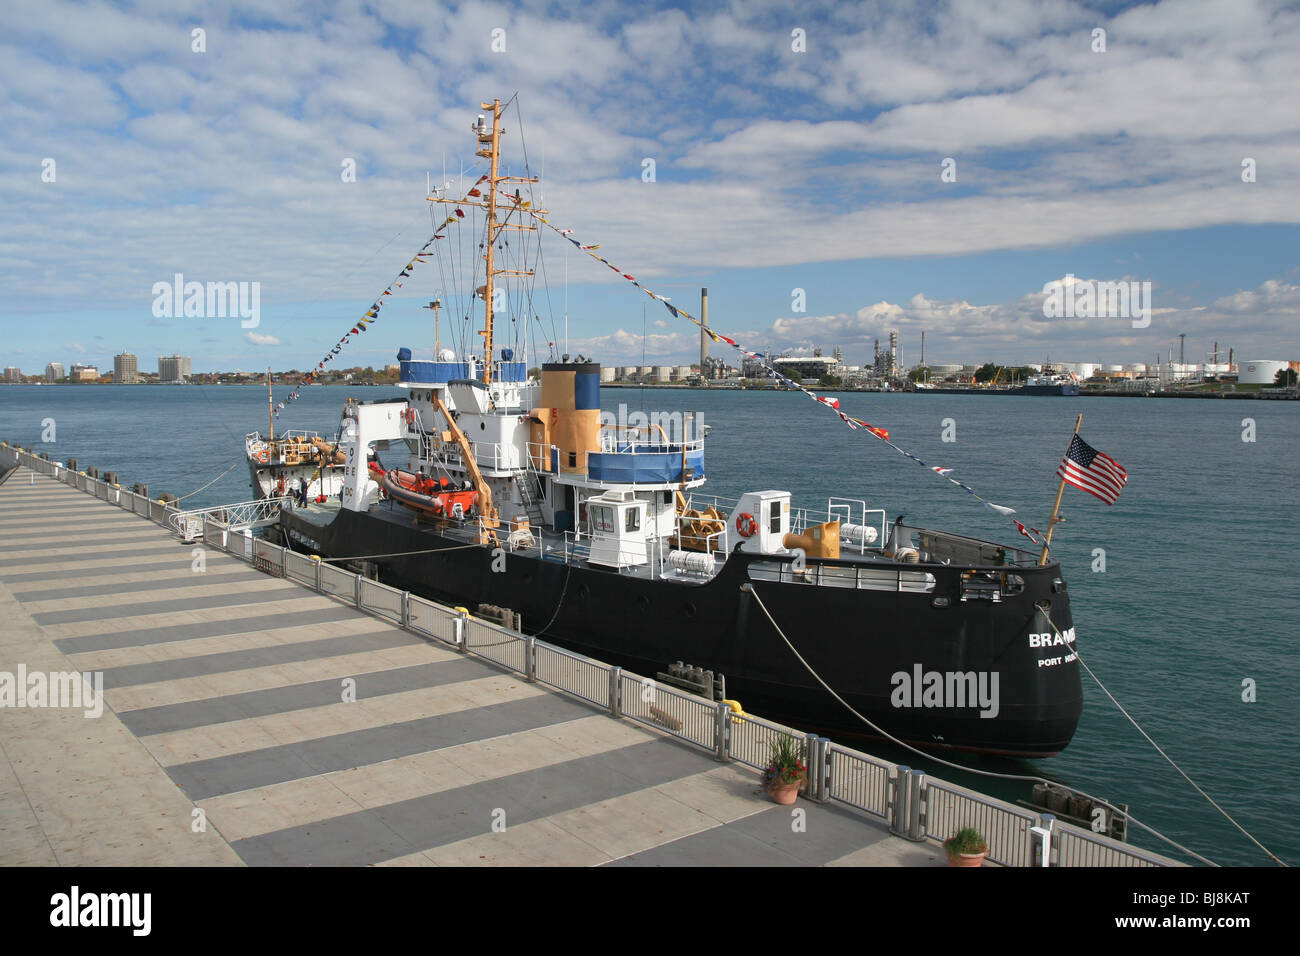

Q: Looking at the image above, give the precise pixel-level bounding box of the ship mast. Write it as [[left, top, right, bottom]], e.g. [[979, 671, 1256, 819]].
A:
[[479, 99, 502, 384], [430, 97, 541, 385], [267, 367, 274, 443]]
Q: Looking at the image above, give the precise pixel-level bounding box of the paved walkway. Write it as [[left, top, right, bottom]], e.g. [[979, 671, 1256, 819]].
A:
[[0, 464, 945, 866]]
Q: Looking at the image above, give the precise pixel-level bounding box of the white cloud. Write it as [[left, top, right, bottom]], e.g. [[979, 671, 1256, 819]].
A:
[[245, 332, 281, 346]]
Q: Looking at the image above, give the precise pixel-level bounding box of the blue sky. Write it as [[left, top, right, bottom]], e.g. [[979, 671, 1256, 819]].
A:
[[2, 0, 1298, 375]]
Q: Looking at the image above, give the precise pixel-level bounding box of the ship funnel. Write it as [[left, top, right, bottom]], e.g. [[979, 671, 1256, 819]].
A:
[[535, 360, 602, 475]]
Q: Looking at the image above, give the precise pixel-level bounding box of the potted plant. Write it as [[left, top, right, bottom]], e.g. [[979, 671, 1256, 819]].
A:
[[761, 733, 807, 805], [943, 827, 989, 867]]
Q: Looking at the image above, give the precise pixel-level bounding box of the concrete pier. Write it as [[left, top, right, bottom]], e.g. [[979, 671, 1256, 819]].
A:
[[0, 462, 946, 866]]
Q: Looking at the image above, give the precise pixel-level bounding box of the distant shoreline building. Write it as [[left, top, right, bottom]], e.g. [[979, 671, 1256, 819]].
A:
[[45, 362, 65, 383], [114, 352, 139, 384], [3, 366, 21, 384], [158, 354, 192, 383], [70, 363, 100, 382]]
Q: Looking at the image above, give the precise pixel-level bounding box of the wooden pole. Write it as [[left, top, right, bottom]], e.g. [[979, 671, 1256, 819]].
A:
[[1039, 413, 1082, 565]]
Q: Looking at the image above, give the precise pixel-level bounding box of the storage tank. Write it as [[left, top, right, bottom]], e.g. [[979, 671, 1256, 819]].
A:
[[1238, 360, 1287, 385], [600, 367, 615, 383], [675, 365, 692, 381], [638, 366, 653, 378], [655, 366, 672, 383]]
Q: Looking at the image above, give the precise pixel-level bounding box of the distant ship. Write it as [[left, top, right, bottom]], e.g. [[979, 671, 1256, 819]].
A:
[[1011, 370, 1081, 396], [244, 370, 347, 501]]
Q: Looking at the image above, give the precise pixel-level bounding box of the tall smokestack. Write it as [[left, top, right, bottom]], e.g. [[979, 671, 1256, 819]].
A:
[[700, 288, 709, 374], [921, 331, 925, 366]]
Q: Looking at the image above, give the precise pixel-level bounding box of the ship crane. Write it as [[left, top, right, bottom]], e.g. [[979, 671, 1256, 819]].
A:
[[430, 392, 499, 545]]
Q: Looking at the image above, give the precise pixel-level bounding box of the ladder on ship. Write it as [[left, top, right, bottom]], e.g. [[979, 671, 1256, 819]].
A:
[[516, 470, 546, 529]]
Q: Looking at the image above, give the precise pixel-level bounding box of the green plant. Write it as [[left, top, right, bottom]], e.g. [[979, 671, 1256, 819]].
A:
[[761, 733, 807, 788], [943, 826, 988, 856]]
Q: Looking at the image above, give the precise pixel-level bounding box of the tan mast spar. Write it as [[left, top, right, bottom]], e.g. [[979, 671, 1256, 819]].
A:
[[1038, 413, 1083, 566], [479, 99, 501, 385]]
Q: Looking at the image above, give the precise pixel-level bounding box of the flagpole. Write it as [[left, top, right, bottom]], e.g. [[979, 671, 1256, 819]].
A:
[[1039, 413, 1083, 566]]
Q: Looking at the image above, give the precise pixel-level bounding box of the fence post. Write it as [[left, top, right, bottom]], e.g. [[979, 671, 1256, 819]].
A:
[[314, 557, 323, 592], [815, 737, 832, 803], [1031, 813, 1056, 867], [608, 666, 622, 718], [890, 765, 910, 836], [353, 574, 363, 609], [906, 769, 926, 841], [804, 733, 821, 802], [401, 591, 410, 629], [454, 611, 467, 653], [524, 637, 537, 682], [713, 701, 729, 762]]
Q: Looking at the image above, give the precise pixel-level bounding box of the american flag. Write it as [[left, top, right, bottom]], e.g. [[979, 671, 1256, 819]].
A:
[[1057, 434, 1127, 505]]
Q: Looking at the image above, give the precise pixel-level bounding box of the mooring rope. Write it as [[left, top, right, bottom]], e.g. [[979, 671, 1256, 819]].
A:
[[745, 583, 1223, 867], [174, 461, 241, 502], [1033, 601, 1286, 867]]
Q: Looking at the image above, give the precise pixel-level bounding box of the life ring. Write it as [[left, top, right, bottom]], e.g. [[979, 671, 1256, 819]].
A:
[[276, 477, 285, 494], [405, 408, 416, 426], [255, 449, 270, 463], [736, 512, 757, 537]]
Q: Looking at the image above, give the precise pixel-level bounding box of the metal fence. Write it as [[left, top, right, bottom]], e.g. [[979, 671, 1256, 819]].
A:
[[619, 673, 718, 747], [924, 779, 1040, 867], [0, 441, 1179, 868], [1053, 821, 1167, 867], [359, 578, 404, 624], [464, 618, 526, 673], [534, 643, 611, 708], [826, 746, 893, 819]]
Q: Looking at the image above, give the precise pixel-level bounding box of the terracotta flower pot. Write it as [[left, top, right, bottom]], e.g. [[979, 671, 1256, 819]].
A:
[[946, 850, 987, 867], [767, 779, 802, 805]]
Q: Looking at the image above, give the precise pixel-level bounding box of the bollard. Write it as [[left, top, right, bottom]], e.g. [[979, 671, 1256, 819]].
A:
[[524, 637, 537, 682]]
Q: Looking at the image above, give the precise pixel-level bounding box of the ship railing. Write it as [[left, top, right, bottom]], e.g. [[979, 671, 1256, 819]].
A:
[[525, 441, 553, 474], [746, 558, 937, 593], [0, 444, 1184, 869], [900, 523, 1039, 568], [670, 511, 730, 558], [596, 434, 705, 456], [826, 498, 887, 554]]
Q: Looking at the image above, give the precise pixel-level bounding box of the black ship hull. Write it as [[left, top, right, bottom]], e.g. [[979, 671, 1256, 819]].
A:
[[280, 503, 1083, 757]]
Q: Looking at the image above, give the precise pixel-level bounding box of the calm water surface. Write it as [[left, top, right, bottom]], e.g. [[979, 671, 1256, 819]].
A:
[[1, 383, 1296, 865]]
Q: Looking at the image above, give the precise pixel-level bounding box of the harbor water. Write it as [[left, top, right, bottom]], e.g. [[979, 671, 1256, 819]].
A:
[[1, 383, 1296, 866]]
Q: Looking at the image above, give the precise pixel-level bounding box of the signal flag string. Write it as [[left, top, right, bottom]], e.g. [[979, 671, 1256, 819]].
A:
[[272, 175, 494, 418], [518, 203, 1047, 546]]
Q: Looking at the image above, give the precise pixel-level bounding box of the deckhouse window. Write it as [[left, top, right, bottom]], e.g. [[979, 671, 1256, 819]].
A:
[[590, 506, 613, 533], [625, 508, 640, 532], [769, 501, 781, 534]]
